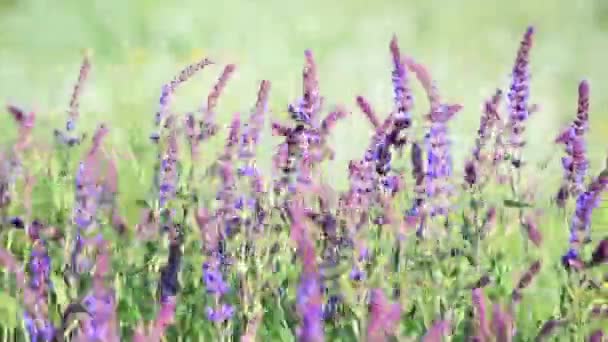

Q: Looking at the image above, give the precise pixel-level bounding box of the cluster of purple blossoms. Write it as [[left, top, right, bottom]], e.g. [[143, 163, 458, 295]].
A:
[[77, 241, 120, 341], [290, 204, 324, 342], [153, 57, 213, 132], [366, 289, 402, 341], [404, 57, 461, 234], [235, 81, 271, 232], [203, 257, 234, 322], [54, 54, 90, 147], [273, 50, 346, 197], [465, 89, 503, 188], [563, 169, 608, 267], [555, 80, 590, 207], [506, 26, 534, 169], [345, 36, 414, 214], [24, 238, 55, 342], [158, 124, 179, 208], [424, 103, 461, 218]]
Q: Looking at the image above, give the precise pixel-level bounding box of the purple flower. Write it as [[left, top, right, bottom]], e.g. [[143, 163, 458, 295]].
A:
[[390, 35, 413, 117], [350, 267, 365, 281], [23, 312, 55, 342], [206, 304, 235, 323], [297, 275, 324, 342], [27, 247, 51, 289], [565, 168, 608, 266], [506, 26, 534, 166], [202, 264, 230, 295], [555, 80, 590, 206], [155, 58, 213, 127]]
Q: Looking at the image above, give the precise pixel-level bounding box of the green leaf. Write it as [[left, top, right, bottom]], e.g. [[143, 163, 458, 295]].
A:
[[0, 291, 20, 329], [135, 199, 151, 208], [503, 199, 532, 208]]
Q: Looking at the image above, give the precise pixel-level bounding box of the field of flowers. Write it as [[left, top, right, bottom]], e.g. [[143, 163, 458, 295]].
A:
[[1, 1, 608, 342]]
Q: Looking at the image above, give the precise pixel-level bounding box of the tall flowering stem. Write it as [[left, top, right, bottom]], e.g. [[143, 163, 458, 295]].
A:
[[387, 35, 414, 152], [273, 50, 347, 202], [463, 90, 503, 252], [563, 164, 608, 267], [555, 80, 590, 207], [273, 50, 322, 196], [153, 57, 213, 138], [406, 57, 462, 235], [54, 52, 91, 146], [134, 225, 183, 342], [342, 37, 416, 232], [366, 288, 401, 341], [76, 238, 120, 341], [196, 118, 244, 328], [157, 117, 180, 209], [289, 200, 324, 342], [196, 208, 233, 325], [24, 225, 56, 342], [466, 89, 503, 189], [0, 248, 57, 341], [506, 26, 534, 171], [67, 52, 92, 133], [472, 287, 490, 341], [236, 80, 271, 234], [2, 105, 36, 221], [69, 124, 110, 278], [185, 64, 235, 160]]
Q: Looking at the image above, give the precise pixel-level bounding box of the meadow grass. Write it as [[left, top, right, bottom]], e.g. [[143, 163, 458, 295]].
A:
[[0, 0, 607, 341]]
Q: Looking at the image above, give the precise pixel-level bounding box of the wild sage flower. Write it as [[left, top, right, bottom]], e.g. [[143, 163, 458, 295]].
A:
[[491, 304, 514, 342], [535, 319, 568, 340], [153, 57, 213, 137], [79, 240, 120, 341], [522, 213, 543, 247], [588, 330, 605, 342], [421, 320, 451, 342], [506, 26, 534, 169], [589, 238, 608, 266], [465, 89, 503, 189], [235, 80, 271, 233], [158, 120, 179, 208], [472, 287, 490, 341], [555, 80, 590, 207], [66, 52, 92, 132], [53, 53, 91, 147], [367, 288, 402, 341], [23, 233, 55, 342], [290, 202, 324, 342], [202, 262, 233, 321], [7, 104, 36, 157], [511, 260, 541, 303], [273, 51, 345, 199], [69, 125, 111, 278], [386, 35, 413, 152], [356, 95, 380, 129], [206, 304, 235, 323], [159, 227, 183, 299], [406, 57, 462, 225], [184, 64, 235, 159], [563, 164, 608, 266]]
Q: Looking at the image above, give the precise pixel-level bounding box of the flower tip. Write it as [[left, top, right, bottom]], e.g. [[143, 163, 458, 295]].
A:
[[224, 64, 237, 74], [579, 80, 590, 95], [390, 34, 399, 47], [526, 25, 535, 35]]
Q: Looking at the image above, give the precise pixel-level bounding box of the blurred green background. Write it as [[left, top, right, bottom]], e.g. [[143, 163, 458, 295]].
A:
[[1, 0, 607, 190], [0, 2, 607, 338]]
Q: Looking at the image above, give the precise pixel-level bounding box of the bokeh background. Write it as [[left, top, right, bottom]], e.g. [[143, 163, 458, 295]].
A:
[[1, 0, 607, 190], [0, 1, 608, 338]]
